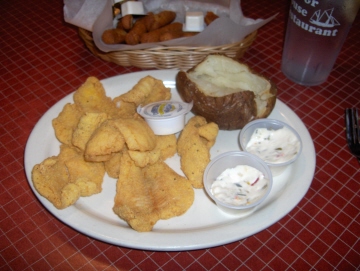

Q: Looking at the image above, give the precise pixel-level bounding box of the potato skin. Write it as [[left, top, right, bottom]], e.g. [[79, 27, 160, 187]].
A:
[[177, 71, 258, 130], [259, 81, 277, 118], [176, 56, 277, 130]]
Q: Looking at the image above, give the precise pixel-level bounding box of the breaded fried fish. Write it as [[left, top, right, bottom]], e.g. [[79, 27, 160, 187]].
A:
[[104, 151, 124, 179], [105, 134, 176, 179], [177, 116, 219, 188], [113, 152, 194, 232], [128, 134, 177, 168], [72, 112, 108, 151], [116, 75, 171, 106], [32, 145, 105, 209], [85, 117, 156, 162], [73, 76, 121, 119], [112, 117, 157, 152], [84, 119, 126, 162], [52, 103, 84, 145]]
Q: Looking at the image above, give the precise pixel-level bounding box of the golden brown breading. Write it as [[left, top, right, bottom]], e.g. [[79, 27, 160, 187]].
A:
[[72, 112, 108, 151], [104, 151, 124, 179], [125, 17, 147, 45], [177, 116, 219, 188], [85, 117, 156, 162], [52, 103, 84, 145], [34, 75, 201, 232], [128, 148, 161, 168], [155, 134, 177, 160], [65, 153, 105, 197], [112, 117, 157, 152], [84, 120, 126, 162], [127, 134, 176, 167], [73, 77, 120, 119], [101, 28, 127, 44], [106, 134, 176, 178], [120, 14, 133, 30], [32, 145, 105, 209], [140, 22, 183, 43], [113, 152, 194, 232], [197, 122, 219, 149], [116, 76, 171, 106], [112, 99, 137, 119], [145, 10, 176, 31]]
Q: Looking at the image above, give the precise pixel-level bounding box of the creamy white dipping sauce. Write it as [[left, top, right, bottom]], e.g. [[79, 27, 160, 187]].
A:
[[246, 127, 300, 164], [211, 165, 269, 206]]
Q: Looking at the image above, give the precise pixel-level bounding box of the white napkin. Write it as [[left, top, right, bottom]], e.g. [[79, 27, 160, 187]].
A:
[[64, 0, 277, 51], [64, 0, 107, 31]]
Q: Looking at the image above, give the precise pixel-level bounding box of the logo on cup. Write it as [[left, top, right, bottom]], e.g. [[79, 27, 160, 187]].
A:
[[310, 8, 340, 28]]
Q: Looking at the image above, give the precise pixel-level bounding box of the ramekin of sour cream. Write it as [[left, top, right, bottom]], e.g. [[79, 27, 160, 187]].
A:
[[239, 119, 302, 176], [203, 151, 273, 216]]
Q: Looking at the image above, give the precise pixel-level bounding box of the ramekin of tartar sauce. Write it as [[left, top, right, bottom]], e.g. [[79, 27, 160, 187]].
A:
[[203, 151, 273, 216], [137, 101, 193, 135], [239, 119, 302, 176]]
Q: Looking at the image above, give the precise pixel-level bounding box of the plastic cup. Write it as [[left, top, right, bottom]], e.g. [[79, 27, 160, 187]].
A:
[[281, 0, 359, 86], [203, 151, 273, 216], [137, 101, 193, 135], [239, 119, 302, 177]]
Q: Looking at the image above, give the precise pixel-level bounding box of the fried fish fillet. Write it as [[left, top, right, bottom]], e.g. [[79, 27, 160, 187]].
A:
[[52, 103, 84, 145], [105, 134, 176, 178], [53, 76, 169, 149], [72, 112, 108, 151], [85, 117, 156, 162], [112, 99, 138, 119], [32, 145, 105, 209], [177, 116, 219, 188], [115, 75, 171, 106], [113, 152, 194, 232], [112, 117, 157, 152], [34, 75, 194, 227], [84, 119, 126, 162], [155, 134, 177, 160], [73, 76, 120, 119], [128, 134, 177, 168], [104, 151, 124, 179]]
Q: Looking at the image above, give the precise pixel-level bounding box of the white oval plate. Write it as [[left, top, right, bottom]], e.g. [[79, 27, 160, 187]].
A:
[[24, 70, 316, 251]]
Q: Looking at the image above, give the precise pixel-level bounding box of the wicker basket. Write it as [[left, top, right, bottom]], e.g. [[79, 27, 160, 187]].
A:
[[78, 28, 257, 70]]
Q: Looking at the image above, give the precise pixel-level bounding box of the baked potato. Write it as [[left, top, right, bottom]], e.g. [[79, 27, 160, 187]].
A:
[[176, 54, 277, 130]]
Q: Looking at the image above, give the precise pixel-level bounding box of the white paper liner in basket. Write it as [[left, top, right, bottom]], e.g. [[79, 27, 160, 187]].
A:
[[64, 0, 277, 52]]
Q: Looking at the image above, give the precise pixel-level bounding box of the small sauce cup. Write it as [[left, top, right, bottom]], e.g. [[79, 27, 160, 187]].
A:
[[120, 1, 145, 16], [183, 11, 205, 32], [137, 101, 193, 135], [203, 151, 273, 216], [239, 119, 302, 176]]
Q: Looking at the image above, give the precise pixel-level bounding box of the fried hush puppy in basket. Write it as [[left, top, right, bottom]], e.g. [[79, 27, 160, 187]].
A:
[[177, 116, 219, 189], [113, 151, 194, 232], [102, 10, 199, 45]]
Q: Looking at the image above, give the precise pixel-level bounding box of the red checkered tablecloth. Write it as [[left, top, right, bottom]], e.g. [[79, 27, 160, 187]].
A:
[[1, 0, 359, 270]]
